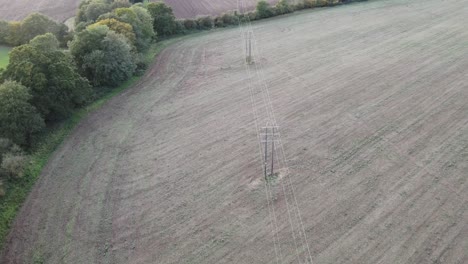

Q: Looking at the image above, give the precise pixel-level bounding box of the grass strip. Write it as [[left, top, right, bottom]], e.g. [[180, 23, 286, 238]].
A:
[[0, 36, 184, 249]]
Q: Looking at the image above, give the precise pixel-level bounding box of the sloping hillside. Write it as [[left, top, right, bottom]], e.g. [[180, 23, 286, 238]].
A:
[[2, 0, 467, 263], [0, 0, 279, 22]]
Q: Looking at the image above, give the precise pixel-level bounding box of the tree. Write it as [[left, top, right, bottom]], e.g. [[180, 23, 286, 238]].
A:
[[0, 81, 44, 146], [70, 25, 136, 87], [0, 21, 9, 45], [147, 2, 177, 36], [196, 16, 214, 30], [3, 34, 93, 120], [19, 13, 68, 45], [112, 6, 155, 51], [76, 0, 112, 26], [256, 1, 274, 19], [92, 18, 136, 47], [29, 32, 60, 50], [110, 0, 132, 10], [0, 138, 27, 181], [276, 0, 292, 15], [130, 5, 155, 46], [6, 22, 22, 46]]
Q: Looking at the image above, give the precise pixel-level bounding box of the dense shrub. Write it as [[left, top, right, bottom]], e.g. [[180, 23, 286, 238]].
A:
[[92, 18, 136, 48], [181, 19, 198, 31], [147, 2, 177, 36], [214, 16, 225, 28], [256, 1, 274, 19], [1, 153, 27, 179], [112, 6, 155, 51], [0, 81, 44, 146], [3, 34, 92, 120], [0, 21, 8, 45], [196, 16, 214, 30], [220, 13, 239, 26], [70, 25, 136, 87], [0, 14, 68, 46], [276, 0, 293, 15], [111, 0, 132, 10], [173, 20, 185, 34], [19, 13, 69, 45], [76, 0, 113, 25], [304, 0, 332, 8]]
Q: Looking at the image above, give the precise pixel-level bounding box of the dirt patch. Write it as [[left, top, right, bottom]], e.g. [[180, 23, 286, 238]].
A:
[[0, 0, 80, 22], [1, 0, 467, 263], [0, 0, 292, 22], [164, 0, 280, 18]]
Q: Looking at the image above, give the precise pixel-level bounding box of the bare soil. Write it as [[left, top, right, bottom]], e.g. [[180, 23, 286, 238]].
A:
[[164, 0, 279, 18], [0, 0, 280, 22], [2, 0, 467, 263], [0, 0, 80, 22]]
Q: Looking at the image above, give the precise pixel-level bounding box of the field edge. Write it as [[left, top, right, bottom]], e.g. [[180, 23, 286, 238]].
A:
[[0, 34, 196, 250]]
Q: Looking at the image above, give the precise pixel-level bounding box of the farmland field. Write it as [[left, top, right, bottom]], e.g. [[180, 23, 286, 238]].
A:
[[0, 0, 79, 22], [0, 46, 10, 69], [0, 0, 280, 22], [2, 0, 468, 263]]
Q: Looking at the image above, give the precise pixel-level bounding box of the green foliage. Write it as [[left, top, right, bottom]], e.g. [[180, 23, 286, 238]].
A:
[[256, 1, 274, 19], [214, 16, 225, 28], [0, 36, 180, 248], [0, 138, 25, 195], [92, 18, 136, 47], [3, 34, 92, 120], [0, 22, 21, 46], [70, 25, 136, 87], [29, 33, 59, 50], [0, 14, 68, 46], [130, 5, 156, 48], [220, 13, 239, 26], [76, 0, 113, 25], [112, 6, 155, 51], [276, 0, 293, 15], [0, 81, 44, 146], [0, 21, 8, 45], [110, 0, 132, 10], [174, 20, 186, 34], [1, 153, 27, 179], [19, 13, 68, 45], [304, 0, 333, 8], [182, 19, 198, 31], [196, 16, 214, 30], [147, 2, 177, 36], [213, 12, 239, 28], [69, 24, 108, 68]]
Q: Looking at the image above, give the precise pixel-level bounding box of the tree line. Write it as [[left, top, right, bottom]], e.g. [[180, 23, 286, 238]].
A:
[[0, 0, 360, 194]]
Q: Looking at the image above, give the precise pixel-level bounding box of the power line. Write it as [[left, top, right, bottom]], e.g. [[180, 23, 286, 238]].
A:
[[235, 0, 314, 262]]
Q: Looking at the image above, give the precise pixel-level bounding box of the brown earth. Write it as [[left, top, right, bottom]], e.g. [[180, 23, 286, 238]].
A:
[[1, 0, 468, 263], [164, 0, 279, 18], [0, 0, 281, 22], [0, 0, 80, 22]]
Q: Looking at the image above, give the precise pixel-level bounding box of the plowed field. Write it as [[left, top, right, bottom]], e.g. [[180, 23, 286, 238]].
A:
[[2, 0, 467, 263]]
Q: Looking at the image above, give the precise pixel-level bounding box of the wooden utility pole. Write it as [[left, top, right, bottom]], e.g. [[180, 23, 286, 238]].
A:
[[264, 126, 268, 179], [271, 126, 275, 176], [262, 126, 278, 180], [246, 31, 252, 64]]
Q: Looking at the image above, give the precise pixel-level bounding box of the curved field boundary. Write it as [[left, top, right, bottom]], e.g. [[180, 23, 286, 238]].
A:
[[0, 0, 281, 22], [2, 0, 468, 263], [0, 35, 187, 252]]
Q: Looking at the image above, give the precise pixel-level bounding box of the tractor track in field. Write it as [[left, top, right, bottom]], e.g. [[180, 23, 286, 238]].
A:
[[1, 0, 468, 263]]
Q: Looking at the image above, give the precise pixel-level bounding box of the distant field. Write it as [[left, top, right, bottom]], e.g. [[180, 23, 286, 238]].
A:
[[0, 0, 281, 22], [2, 0, 467, 263], [0, 46, 10, 69]]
